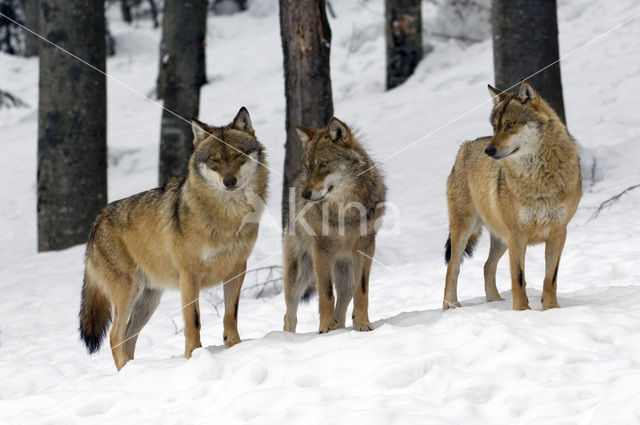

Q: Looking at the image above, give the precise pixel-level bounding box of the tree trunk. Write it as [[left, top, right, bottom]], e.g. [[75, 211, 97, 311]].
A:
[[492, 0, 566, 123], [37, 0, 107, 251], [385, 0, 422, 90], [148, 0, 158, 28], [158, 0, 207, 186], [23, 0, 39, 57], [0, 0, 18, 54], [121, 0, 132, 23], [279, 0, 333, 227]]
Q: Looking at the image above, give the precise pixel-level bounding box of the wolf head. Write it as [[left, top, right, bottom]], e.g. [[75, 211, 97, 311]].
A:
[[485, 81, 552, 160], [294, 118, 367, 202], [190, 107, 266, 192]]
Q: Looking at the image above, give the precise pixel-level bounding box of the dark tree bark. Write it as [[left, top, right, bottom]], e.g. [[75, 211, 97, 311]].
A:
[[211, 0, 247, 15], [38, 0, 107, 251], [23, 0, 38, 56], [492, 0, 566, 123], [156, 1, 206, 101], [279, 0, 333, 227], [0, 0, 20, 54], [385, 0, 422, 90], [121, 0, 132, 23], [158, 0, 207, 186], [148, 0, 158, 28]]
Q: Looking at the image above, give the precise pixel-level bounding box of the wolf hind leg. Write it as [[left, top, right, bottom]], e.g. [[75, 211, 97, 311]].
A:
[[484, 233, 506, 302], [284, 249, 313, 332], [444, 216, 481, 310], [109, 275, 141, 371], [333, 257, 354, 329], [124, 284, 163, 360]]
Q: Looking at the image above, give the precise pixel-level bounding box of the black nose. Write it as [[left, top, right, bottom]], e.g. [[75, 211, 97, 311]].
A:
[[223, 175, 237, 188], [485, 147, 497, 157], [301, 190, 311, 200]]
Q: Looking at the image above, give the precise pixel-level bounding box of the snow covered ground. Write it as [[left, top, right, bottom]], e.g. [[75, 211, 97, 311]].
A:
[[2, 0, 640, 423]]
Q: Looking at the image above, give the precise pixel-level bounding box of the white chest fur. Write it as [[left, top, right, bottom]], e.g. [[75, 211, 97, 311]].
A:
[[201, 246, 222, 266], [520, 203, 567, 227]]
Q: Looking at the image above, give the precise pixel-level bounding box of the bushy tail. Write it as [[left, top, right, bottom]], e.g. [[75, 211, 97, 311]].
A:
[[78, 274, 112, 354], [300, 285, 316, 303], [444, 231, 480, 264]]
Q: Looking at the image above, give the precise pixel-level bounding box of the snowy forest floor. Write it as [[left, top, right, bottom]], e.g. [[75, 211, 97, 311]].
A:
[[1, 0, 640, 423]]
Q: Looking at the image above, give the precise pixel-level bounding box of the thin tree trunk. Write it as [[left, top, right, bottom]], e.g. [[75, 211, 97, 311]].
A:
[[23, 0, 39, 57], [158, 0, 207, 186], [279, 0, 333, 227], [38, 0, 107, 251], [0, 0, 18, 54], [385, 0, 422, 90], [121, 0, 132, 23], [148, 0, 159, 28], [492, 0, 566, 123]]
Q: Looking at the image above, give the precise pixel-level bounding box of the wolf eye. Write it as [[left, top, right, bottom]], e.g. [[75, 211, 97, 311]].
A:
[[319, 161, 328, 168], [233, 152, 243, 160], [208, 155, 220, 162], [507, 122, 516, 128]]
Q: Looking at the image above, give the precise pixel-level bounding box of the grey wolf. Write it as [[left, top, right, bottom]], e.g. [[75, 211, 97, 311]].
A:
[[443, 81, 582, 311], [78, 107, 269, 370], [283, 118, 386, 334]]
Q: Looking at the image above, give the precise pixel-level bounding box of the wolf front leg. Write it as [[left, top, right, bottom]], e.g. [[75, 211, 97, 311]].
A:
[[311, 240, 337, 334], [222, 261, 247, 347], [542, 229, 566, 310], [283, 245, 302, 333], [508, 236, 531, 310], [179, 273, 202, 358], [353, 237, 375, 331]]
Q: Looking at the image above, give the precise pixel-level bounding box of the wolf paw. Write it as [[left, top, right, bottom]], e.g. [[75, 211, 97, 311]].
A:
[[513, 303, 531, 311], [443, 299, 461, 310], [184, 343, 202, 359], [283, 314, 297, 333], [318, 320, 338, 334], [224, 334, 241, 348], [541, 299, 561, 311], [486, 293, 505, 302], [353, 321, 374, 332]]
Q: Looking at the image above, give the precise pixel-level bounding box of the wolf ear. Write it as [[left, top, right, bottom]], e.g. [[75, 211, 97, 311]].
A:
[[328, 117, 352, 148], [231, 107, 255, 136], [294, 125, 315, 149], [488, 84, 507, 106], [517, 81, 537, 104], [191, 118, 213, 147]]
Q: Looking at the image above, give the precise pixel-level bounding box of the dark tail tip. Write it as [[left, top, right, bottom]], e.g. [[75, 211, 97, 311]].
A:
[[79, 325, 108, 354], [300, 286, 316, 303], [78, 276, 112, 354], [445, 232, 480, 264], [444, 234, 452, 264], [464, 232, 480, 259]]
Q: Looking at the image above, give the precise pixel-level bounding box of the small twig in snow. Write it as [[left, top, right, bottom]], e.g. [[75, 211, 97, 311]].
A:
[[589, 183, 640, 221]]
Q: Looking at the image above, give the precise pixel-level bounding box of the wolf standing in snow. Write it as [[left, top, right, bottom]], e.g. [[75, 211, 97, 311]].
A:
[[78, 108, 269, 370], [283, 118, 386, 334], [443, 81, 582, 311]]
